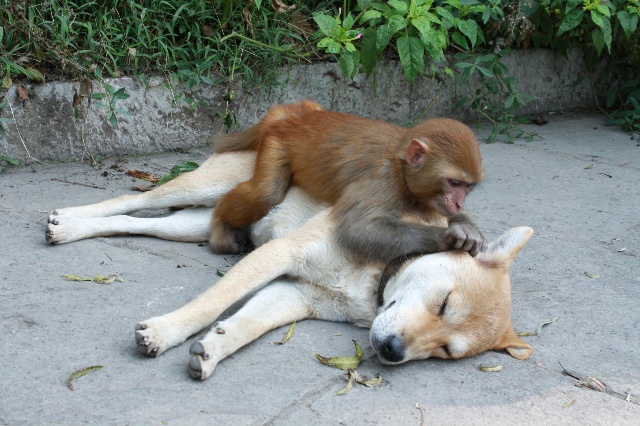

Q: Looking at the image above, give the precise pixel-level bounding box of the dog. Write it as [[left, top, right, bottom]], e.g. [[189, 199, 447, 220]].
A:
[[46, 148, 534, 380]]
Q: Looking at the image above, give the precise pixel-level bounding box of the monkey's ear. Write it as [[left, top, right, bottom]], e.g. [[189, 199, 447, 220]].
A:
[[406, 139, 429, 167]]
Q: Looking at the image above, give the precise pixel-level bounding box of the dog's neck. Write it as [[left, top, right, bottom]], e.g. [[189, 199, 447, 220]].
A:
[[377, 252, 424, 306]]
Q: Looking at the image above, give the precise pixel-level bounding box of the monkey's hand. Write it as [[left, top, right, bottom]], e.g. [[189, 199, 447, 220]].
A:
[[443, 222, 485, 256]]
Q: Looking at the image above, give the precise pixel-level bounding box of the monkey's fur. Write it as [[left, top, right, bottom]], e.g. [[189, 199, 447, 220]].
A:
[[209, 100, 484, 262]]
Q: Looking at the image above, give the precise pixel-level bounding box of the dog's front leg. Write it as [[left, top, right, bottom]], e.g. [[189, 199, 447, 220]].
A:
[[135, 238, 299, 357], [188, 281, 314, 380]]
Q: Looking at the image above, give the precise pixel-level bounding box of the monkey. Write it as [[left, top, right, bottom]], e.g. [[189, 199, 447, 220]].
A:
[[208, 100, 484, 263]]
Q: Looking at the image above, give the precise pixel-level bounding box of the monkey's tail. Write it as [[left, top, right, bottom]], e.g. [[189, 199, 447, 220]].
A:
[[209, 125, 260, 153], [209, 100, 324, 153]]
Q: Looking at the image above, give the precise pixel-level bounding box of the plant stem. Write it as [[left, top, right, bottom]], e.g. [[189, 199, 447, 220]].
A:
[[219, 31, 313, 59]]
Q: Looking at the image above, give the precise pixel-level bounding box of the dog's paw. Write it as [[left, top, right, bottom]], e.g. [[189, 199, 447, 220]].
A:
[[45, 215, 83, 244], [135, 316, 187, 358], [188, 340, 222, 380]]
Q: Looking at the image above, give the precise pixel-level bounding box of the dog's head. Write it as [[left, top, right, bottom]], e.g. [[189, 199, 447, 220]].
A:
[[371, 226, 533, 364]]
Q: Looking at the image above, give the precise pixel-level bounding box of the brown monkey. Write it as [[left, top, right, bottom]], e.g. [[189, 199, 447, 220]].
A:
[[209, 100, 484, 263]]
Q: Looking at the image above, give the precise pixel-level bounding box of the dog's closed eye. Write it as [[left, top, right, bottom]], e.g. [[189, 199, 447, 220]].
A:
[[438, 292, 451, 317], [441, 345, 452, 358]]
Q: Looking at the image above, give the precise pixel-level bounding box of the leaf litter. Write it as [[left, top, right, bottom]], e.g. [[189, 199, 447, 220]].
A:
[[517, 317, 559, 337], [63, 274, 123, 284], [66, 365, 103, 390], [271, 321, 296, 345], [315, 340, 363, 369], [315, 340, 382, 394]]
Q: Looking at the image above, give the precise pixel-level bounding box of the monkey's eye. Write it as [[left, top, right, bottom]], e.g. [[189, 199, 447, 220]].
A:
[[438, 292, 451, 317], [448, 179, 463, 188]]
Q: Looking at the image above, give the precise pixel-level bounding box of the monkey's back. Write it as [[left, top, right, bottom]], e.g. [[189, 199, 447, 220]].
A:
[[263, 111, 405, 204]]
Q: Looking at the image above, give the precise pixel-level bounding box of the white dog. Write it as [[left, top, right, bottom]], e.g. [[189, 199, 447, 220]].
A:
[[47, 150, 533, 380]]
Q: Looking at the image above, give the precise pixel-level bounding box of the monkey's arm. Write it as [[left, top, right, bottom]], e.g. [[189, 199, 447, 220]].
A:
[[332, 182, 451, 262]]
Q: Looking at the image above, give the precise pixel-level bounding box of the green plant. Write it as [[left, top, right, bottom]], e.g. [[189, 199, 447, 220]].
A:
[[0, 0, 311, 126], [454, 49, 536, 142], [0, 154, 19, 172], [158, 161, 200, 185]]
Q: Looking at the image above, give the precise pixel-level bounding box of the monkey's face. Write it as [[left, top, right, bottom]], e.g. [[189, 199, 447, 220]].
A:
[[370, 227, 534, 364], [405, 161, 478, 218], [430, 177, 476, 217]]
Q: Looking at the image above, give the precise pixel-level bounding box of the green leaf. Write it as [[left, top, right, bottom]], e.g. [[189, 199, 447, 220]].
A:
[[397, 36, 424, 84], [107, 112, 119, 129], [359, 27, 381, 76], [617, 11, 638, 39], [24, 67, 45, 83], [91, 93, 106, 100], [254, 0, 262, 9], [388, 0, 408, 13], [387, 14, 408, 33], [0, 155, 19, 165], [565, 0, 582, 13], [337, 50, 359, 79], [592, 28, 605, 55], [590, 10, 605, 29], [557, 9, 583, 36], [475, 65, 493, 78], [435, 6, 455, 29], [451, 32, 469, 50], [457, 19, 478, 48], [376, 24, 395, 51], [158, 161, 199, 186], [113, 87, 130, 101], [318, 38, 341, 54], [360, 10, 382, 23], [343, 13, 355, 30], [313, 14, 337, 38]]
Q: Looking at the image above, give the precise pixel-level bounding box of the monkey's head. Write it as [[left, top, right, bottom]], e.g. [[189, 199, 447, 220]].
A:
[[403, 118, 483, 218]]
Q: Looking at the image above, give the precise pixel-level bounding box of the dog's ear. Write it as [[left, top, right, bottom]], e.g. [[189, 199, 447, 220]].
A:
[[494, 327, 533, 360], [476, 226, 534, 269]]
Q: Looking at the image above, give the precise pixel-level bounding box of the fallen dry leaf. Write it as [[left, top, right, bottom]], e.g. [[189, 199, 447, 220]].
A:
[[126, 170, 161, 183], [272, 321, 296, 345], [477, 365, 503, 372], [66, 365, 103, 390], [17, 83, 29, 101], [536, 317, 559, 337], [337, 370, 356, 395], [131, 185, 155, 192], [271, 0, 295, 13], [584, 272, 600, 279], [562, 399, 576, 408], [63, 274, 123, 284]]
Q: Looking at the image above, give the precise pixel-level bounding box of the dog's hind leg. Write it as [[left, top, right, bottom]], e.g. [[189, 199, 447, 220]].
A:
[[46, 207, 213, 244], [188, 281, 314, 380], [52, 151, 256, 218]]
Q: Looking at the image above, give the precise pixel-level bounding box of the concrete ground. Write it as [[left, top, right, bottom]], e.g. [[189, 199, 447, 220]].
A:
[[1, 113, 639, 425]]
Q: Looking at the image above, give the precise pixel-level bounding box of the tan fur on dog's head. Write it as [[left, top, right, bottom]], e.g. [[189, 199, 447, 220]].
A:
[[371, 226, 534, 364]]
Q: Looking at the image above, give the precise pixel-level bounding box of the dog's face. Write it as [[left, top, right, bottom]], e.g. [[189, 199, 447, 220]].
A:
[[370, 227, 534, 364]]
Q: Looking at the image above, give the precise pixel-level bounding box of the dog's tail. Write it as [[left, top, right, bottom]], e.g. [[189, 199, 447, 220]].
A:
[[210, 100, 324, 153]]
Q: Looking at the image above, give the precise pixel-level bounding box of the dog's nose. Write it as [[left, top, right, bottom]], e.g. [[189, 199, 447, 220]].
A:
[[375, 335, 405, 363]]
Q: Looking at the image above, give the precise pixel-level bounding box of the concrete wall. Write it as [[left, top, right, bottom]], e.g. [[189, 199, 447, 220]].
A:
[[0, 48, 599, 163]]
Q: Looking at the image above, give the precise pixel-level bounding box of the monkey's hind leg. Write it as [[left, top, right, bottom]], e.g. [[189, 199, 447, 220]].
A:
[[209, 137, 292, 254]]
